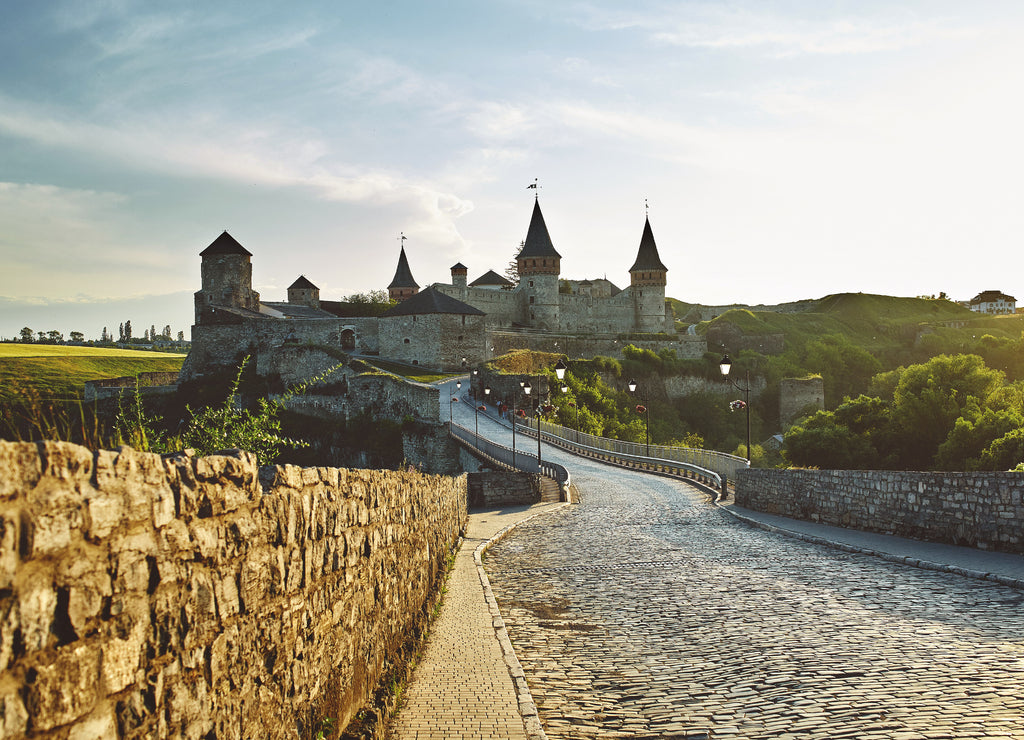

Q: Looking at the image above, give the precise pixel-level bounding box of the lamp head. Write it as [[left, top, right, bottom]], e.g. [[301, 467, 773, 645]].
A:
[[560, 384, 568, 394], [719, 354, 733, 377], [627, 378, 637, 393], [523, 380, 532, 395], [456, 380, 462, 390], [484, 386, 491, 396], [554, 358, 568, 380]]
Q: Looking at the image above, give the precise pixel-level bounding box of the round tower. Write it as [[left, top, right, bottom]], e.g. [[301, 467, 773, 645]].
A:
[[628, 217, 669, 333], [515, 199, 562, 331], [195, 231, 261, 325]]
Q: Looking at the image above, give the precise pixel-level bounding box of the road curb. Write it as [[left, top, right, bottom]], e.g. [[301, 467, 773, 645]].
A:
[[474, 503, 570, 740], [716, 503, 1024, 591]]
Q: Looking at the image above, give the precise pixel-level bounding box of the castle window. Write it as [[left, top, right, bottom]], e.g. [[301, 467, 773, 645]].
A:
[[404, 338, 410, 344], [529, 280, 534, 288], [461, 315, 466, 325], [530, 296, 535, 304]]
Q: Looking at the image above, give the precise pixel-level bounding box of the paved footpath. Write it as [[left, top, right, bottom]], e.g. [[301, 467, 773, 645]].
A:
[[389, 502, 564, 740], [485, 453, 1024, 740]]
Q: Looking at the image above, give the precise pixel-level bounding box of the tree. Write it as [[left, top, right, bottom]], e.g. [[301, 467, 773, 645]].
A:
[[343, 289, 392, 304], [150, 325, 156, 342], [19, 327, 33, 343], [144, 329, 150, 342], [46, 330, 64, 344], [504, 242, 523, 286], [124, 320, 132, 341], [101, 327, 110, 343], [802, 334, 881, 407], [162, 325, 172, 340], [69, 331, 84, 343], [177, 330, 185, 342], [119, 323, 125, 342]]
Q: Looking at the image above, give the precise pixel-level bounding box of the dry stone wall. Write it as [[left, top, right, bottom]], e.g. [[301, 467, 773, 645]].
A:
[[0, 441, 466, 739], [736, 469, 1024, 555]]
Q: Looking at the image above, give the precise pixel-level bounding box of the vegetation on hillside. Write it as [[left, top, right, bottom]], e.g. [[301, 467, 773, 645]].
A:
[[785, 353, 1024, 471]]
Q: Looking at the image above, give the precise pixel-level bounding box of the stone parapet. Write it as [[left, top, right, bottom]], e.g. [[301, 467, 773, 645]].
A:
[[0, 441, 466, 738], [736, 469, 1024, 555]]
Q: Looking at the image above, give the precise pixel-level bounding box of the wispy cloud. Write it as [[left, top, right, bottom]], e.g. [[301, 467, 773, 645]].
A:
[[574, 3, 977, 57]]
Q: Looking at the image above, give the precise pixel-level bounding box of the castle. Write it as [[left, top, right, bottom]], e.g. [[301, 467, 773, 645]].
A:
[[182, 197, 705, 378]]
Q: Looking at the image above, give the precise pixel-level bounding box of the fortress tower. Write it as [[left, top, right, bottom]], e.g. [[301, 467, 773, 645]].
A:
[[388, 246, 419, 302], [515, 199, 561, 330], [450, 262, 468, 297], [194, 231, 261, 325], [287, 275, 320, 309], [629, 217, 669, 333]]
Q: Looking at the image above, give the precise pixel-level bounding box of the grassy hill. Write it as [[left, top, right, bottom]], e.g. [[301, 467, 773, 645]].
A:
[[674, 293, 1024, 365], [0, 345, 186, 402]]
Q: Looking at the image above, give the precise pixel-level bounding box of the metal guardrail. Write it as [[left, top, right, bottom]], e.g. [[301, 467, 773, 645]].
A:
[[514, 417, 727, 493], [448, 421, 571, 490], [531, 417, 748, 482]]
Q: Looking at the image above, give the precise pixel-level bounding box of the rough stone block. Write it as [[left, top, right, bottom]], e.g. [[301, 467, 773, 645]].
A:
[[25, 640, 101, 730], [0, 689, 28, 738], [19, 579, 56, 653]]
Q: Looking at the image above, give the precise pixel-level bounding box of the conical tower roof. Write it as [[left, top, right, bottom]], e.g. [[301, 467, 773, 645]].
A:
[[515, 200, 561, 260], [200, 231, 252, 257], [629, 217, 668, 273], [388, 246, 419, 289]]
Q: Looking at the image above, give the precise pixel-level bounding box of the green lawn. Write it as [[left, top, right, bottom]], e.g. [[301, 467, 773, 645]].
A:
[[0, 345, 186, 401]]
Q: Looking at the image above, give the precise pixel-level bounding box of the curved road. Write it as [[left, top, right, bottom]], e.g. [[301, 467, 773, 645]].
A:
[[446, 380, 1024, 739]]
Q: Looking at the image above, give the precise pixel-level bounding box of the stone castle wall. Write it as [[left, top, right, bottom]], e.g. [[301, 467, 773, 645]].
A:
[[83, 372, 182, 402], [0, 441, 466, 738], [779, 377, 825, 427], [489, 331, 706, 361], [736, 469, 1024, 555]]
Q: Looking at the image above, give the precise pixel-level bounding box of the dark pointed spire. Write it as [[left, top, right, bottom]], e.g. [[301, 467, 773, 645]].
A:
[[388, 246, 419, 289], [515, 199, 561, 260], [629, 217, 668, 273]]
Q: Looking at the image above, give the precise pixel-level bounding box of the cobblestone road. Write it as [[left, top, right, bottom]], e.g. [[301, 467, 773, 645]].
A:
[[485, 453, 1024, 739]]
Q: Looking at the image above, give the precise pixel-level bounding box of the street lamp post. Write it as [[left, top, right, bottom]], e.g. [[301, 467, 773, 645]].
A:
[[450, 379, 462, 425], [719, 354, 751, 462], [481, 386, 491, 448], [471, 367, 479, 399], [523, 380, 541, 469], [627, 378, 650, 456]]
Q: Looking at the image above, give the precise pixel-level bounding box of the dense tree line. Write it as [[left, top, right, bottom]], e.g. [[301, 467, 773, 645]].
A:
[[784, 353, 1024, 471]]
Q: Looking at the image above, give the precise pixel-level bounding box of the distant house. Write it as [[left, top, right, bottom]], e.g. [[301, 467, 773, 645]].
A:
[[969, 290, 1017, 315]]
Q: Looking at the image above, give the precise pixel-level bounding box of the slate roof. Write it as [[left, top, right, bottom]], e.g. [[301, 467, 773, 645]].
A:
[[288, 275, 318, 290], [388, 246, 419, 289], [381, 286, 485, 317], [515, 199, 561, 260], [629, 217, 668, 273], [200, 231, 252, 257], [261, 302, 336, 319], [451, 262, 468, 272], [971, 290, 1016, 304], [469, 270, 514, 288]]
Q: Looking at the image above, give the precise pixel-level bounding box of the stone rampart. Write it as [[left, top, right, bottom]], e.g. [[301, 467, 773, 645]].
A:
[[0, 441, 466, 738], [489, 331, 705, 361], [83, 372, 181, 402], [736, 469, 1024, 555], [466, 472, 541, 509]]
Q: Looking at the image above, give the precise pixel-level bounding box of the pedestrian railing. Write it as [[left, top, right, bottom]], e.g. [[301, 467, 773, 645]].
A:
[[511, 416, 735, 494], [448, 421, 571, 491]]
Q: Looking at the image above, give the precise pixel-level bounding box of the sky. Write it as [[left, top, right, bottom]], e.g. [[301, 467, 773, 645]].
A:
[[3, 0, 1024, 340]]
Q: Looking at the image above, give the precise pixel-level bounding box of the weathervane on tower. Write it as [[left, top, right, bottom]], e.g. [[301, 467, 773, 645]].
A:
[[527, 178, 541, 200]]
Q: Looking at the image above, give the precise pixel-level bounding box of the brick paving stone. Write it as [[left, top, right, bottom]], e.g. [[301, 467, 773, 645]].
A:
[[389, 503, 563, 740], [484, 451, 1024, 739]]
